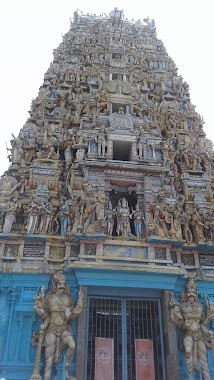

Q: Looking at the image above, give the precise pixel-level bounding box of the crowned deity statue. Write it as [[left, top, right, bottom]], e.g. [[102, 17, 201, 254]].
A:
[[2, 194, 19, 234], [105, 201, 115, 236], [30, 272, 83, 380], [170, 276, 214, 380], [116, 197, 132, 236], [131, 203, 146, 238]]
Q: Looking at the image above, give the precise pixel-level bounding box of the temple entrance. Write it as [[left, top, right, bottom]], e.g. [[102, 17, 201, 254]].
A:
[[85, 296, 165, 380]]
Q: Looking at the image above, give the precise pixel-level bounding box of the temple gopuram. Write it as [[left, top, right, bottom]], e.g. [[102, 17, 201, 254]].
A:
[[1, 8, 214, 380]]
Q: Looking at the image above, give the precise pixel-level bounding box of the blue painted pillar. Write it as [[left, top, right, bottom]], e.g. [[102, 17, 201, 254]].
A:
[[3, 287, 19, 361]]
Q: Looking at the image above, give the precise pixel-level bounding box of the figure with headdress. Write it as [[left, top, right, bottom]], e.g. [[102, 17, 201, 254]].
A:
[[105, 201, 115, 236], [170, 275, 214, 380], [116, 197, 132, 236], [31, 272, 83, 380], [2, 194, 19, 233]]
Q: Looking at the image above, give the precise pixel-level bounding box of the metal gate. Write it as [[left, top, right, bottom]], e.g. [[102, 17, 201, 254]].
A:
[[85, 296, 166, 380]]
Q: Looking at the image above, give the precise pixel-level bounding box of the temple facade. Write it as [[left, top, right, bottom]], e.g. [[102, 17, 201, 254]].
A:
[[1, 8, 214, 380]]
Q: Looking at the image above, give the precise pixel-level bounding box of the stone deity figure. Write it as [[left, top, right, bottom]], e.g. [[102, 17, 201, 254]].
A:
[[179, 142, 200, 171], [2, 195, 19, 233], [105, 201, 115, 236], [64, 133, 75, 168], [8, 135, 24, 164], [137, 129, 147, 159], [191, 206, 206, 244], [151, 190, 170, 238], [39, 197, 52, 235], [170, 276, 214, 380], [27, 196, 42, 234], [82, 198, 100, 233], [116, 197, 132, 236], [161, 142, 170, 168], [75, 131, 88, 161], [31, 272, 83, 380], [25, 130, 37, 162], [132, 203, 146, 238], [56, 198, 70, 237], [97, 125, 107, 157]]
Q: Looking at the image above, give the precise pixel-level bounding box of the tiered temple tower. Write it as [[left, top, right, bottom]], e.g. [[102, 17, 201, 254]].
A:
[[1, 8, 214, 380]]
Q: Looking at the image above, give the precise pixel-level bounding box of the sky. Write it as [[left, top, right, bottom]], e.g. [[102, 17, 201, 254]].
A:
[[0, 0, 213, 175]]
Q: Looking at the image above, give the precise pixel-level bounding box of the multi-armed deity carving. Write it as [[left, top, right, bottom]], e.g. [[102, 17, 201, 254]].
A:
[[0, 7, 213, 246], [170, 276, 214, 380], [30, 272, 83, 380]]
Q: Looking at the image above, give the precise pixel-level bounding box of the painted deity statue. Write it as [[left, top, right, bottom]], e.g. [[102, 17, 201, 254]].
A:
[[116, 197, 132, 236], [56, 198, 70, 236], [30, 272, 83, 380], [170, 276, 214, 380], [105, 201, 115, 236], [132, 203, 146, 238]]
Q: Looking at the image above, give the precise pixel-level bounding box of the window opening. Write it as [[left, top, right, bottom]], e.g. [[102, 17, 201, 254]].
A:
[[113, 140, 132, 161]]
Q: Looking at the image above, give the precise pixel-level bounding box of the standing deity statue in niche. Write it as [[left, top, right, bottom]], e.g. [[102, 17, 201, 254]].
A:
[[116, 197, 132, 236], [132, 203, 146, 238], [54, 198, 70, 237], [105, 201, 115, 236], [30, 272, 83, 380], [137, 129, 147, 160], [170, 276, 214, 380], [97, 125, 107, 157]]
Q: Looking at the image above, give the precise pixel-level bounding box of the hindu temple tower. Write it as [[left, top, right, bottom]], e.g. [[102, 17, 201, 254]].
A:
[[1, 8, 214, 380]]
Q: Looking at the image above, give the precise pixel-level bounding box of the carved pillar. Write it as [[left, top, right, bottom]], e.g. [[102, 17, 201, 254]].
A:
[[106, 139, 113, 160], [131, 141, 138, 162], [161, 290, 180, 380], [75, 286, 87, 380], [3, 287, 19, 361], [14, 316, 23, 362], [0, 242, 5, 271]]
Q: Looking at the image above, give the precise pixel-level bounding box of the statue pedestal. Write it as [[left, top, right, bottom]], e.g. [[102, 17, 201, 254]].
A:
[[29, 374, 42, 380]]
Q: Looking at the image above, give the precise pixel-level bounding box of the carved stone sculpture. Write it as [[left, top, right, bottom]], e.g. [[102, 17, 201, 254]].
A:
[[30, 272, 83, 380], [116, 197, 132, 236], [39, 196, 52, 234], [137, 129, 147, 159], [132, 203, 146, 238], [2, 194, 19, 234], [105, 201, 115, 236], [170, 276, 214, 380], [97, 125, 107, 157], [56, 198, 70, 237], [27, 196, 42, 234]]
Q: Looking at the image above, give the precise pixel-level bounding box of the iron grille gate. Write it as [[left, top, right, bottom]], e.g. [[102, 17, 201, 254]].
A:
[[85, 297, 165, 380]]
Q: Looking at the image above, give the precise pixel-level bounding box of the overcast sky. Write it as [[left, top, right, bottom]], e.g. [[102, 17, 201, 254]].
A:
[[0, 0, 213, 175]]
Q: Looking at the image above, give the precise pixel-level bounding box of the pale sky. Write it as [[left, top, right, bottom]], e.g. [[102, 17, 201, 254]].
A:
[[0, 0, 213, 175]]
